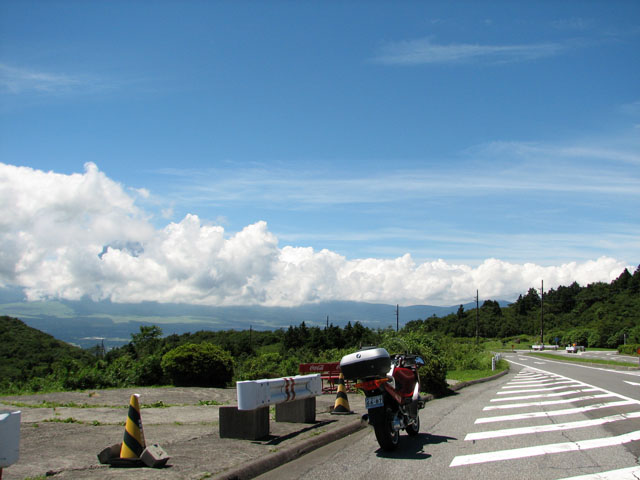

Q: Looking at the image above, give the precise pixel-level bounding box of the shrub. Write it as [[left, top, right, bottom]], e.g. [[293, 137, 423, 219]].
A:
[[618, 344, 640, 355], [161, 343, 233, 387], [236, 352, 289, 380], [380, 331, 448, 396]]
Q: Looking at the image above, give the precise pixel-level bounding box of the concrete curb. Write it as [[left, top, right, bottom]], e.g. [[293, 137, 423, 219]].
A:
[[449, 367, 510, 392], [212, 419, 366, 480], [213, 367, 510, 480]]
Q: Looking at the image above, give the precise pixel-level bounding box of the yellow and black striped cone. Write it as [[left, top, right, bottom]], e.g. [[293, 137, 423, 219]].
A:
[[331, 373, 352, 415], [120, 394, 146, 459]]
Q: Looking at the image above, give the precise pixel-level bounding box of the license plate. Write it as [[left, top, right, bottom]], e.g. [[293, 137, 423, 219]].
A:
[[365, 395, 384, 409]]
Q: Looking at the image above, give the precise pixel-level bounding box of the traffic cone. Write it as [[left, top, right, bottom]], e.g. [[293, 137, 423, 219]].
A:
[[120, 394, 146, 459], [331, 373, 352, 415]]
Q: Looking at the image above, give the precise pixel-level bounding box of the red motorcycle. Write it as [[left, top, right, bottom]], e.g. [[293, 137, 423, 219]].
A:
[[340, 347, 425, 451]]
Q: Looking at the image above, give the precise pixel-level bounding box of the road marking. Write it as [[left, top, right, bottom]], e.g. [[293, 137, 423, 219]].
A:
[[465, 411, 640, 440], [508, 356, 640, 378], [496, 384, 586, 395], [557, 466, 640, 479], [450, 430, 640, 467], [484, 393, 615, 410], [624, 381, 640, 387], [501, 380, 578, 388], [507, 361, 640, 405], [476, 400, 637, 423], [490, 388, 599, 402]]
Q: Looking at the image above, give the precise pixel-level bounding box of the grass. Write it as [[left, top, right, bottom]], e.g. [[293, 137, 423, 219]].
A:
[[528, 352, 638, 367], [447, 366, 507, 382], [0, 400, 114, 409]]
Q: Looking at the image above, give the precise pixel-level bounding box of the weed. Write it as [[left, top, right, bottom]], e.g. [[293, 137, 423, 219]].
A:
[[44, 417, 81, 424]]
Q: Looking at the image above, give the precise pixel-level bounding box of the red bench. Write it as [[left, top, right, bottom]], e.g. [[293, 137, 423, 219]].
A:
[[299, 362, 344, 393]]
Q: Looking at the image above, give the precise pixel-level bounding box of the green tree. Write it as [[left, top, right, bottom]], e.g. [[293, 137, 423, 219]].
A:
[[161, 343, 233, 387]]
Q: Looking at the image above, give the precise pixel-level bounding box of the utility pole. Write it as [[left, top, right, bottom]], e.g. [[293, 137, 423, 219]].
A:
[[396, 304, 399, 332], [540, 280, 544, 345], [475, 290, 479, 345], [326, 315, 329, 329]]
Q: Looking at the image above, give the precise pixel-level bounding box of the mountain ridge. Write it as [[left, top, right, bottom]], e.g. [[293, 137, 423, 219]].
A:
[[0, 288, 509, 349]]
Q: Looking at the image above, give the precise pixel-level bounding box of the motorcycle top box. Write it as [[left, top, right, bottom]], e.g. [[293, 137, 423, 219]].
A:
[[340, 347, 391, 380]]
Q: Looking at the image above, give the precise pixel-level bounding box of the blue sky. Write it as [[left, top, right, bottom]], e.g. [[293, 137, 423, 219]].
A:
[[0, 1, 638, 306]]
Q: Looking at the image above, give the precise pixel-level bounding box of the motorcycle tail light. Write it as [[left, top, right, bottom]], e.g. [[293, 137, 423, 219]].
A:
[[354, 378, 389, 390]]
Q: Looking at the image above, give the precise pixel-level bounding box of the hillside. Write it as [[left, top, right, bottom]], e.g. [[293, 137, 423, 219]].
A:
[[0, 316, 95, 387], [406, 265, 640, 347]]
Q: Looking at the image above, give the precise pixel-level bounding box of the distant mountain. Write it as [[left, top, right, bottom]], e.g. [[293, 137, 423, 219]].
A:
[[0, 287, 508, 349]]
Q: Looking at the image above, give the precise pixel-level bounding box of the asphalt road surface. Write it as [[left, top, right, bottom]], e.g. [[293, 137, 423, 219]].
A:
[[257, 353, 640, 480]]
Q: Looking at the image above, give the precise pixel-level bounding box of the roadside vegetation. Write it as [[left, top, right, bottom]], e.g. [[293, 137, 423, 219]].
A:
[[1, 266, 638, 397]]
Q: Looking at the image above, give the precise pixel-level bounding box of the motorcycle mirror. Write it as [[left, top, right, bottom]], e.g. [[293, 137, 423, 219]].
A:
[[415, 356, 425, 367]]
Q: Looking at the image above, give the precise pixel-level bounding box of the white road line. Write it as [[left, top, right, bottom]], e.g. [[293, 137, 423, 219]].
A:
[[490, 388, 599, 402], [484, 393, 615, 410], [509, 356, 640, 378], [465, 411, 640, 441], [496, 384, 584, 395], [476, 400, 637, 423], [450, 430, 640, 467], [624, 381, 640, 387], [557, 466, 640, 479], [508, 360, 640, 405], [502, 380, 578, 388]]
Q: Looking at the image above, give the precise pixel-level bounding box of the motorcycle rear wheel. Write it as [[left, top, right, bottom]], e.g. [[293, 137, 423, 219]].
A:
[[406, 413, 420, 436], [373, 408, 399, 451]]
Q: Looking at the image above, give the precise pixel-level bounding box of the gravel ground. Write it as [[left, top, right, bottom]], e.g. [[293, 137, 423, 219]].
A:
[[0, 387, 364, 480]]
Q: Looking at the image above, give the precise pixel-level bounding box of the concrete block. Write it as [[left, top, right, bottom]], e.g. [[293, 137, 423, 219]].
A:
[[219, 406, 269, 440], [141, 444, 170, 468], [275, 397, 316, 423], [97, 443, 121, 464]]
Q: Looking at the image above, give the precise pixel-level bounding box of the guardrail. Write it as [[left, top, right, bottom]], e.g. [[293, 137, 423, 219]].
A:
[[237, 374, 322, 411], [220, 374, 323, 440], [492, 353, 502, 371]]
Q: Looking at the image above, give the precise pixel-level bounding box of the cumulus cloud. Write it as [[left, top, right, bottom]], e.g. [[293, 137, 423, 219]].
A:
[[0, 163, 632, 307]]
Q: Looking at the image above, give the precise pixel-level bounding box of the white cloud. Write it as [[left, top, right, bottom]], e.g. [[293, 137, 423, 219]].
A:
[[0, 63, 119, 96], [0, 163, 633, 307], [372, 38, 567, 65]]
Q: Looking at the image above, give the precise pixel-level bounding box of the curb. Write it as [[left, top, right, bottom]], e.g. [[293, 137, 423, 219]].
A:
[[449, 367, 510, 392], [212, 419, 366, 480], [213, 368, 509, 480]]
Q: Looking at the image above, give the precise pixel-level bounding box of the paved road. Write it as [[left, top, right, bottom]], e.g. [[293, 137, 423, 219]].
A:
[[257, 354, 640, 480]]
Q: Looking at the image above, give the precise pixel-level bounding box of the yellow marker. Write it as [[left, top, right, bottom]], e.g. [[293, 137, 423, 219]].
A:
[[331, 373, 352, 414], [120, 394, 145, 458]]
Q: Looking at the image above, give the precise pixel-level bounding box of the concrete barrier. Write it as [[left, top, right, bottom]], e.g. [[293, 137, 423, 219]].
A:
[[220, 375, 322, 440], [219, 406, 270, 440], [0, 410, 21, 473]]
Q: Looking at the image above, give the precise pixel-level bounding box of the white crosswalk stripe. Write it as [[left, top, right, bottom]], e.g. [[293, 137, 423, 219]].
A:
[[450, 363, 640, 476]]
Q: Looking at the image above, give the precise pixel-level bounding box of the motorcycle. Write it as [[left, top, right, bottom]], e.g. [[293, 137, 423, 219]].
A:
[[340, 347, 425, 451]]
